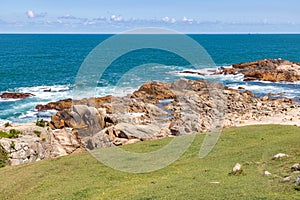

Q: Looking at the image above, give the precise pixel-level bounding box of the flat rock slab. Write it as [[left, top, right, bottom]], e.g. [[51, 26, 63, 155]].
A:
[[115, 123, 161, 140]]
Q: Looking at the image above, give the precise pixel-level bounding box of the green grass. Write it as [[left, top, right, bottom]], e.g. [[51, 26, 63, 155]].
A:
[[0, 125, 300, 199]]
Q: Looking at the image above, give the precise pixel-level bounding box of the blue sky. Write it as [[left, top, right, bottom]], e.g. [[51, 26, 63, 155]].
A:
[[1, 0, 300, 33]]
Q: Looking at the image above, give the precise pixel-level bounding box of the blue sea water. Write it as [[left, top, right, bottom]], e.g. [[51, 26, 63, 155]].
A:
[[0, 34, 299, 124]]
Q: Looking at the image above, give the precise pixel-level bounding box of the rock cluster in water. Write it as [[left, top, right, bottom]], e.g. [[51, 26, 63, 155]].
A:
[[0, 92, 35, 99], [216, 59, 300, 82]]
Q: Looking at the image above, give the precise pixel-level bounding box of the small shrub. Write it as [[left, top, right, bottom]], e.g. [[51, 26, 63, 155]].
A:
[[0, 129, 21, 139], [0, 144, 8, 167], [9, 129, 22, 138], [10, 141, 15, 149], [4, 122, 11, 127], [36, 119, 46, 127], [33, 130, 41, 137], [0, 131, 8, 138]]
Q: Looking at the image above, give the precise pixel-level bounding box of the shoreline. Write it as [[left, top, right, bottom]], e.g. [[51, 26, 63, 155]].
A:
[[1, 77, 299, 167]]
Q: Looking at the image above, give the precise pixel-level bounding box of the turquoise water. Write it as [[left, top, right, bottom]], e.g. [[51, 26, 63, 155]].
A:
[[0, 34, 299, 124]]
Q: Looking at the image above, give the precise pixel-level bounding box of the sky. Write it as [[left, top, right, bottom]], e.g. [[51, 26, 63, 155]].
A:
[[1, 0, 300, 33]]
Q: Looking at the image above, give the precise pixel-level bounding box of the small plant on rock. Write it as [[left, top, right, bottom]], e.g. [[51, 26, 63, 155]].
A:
[[10, 141, 15, 149], [8, 129, 22, 138], [4, 122, 11, 127], [0, 129, 22, 139], [0, 145, 8, 168], [33, 130, 41, 137], [36, 119, 46, 127]]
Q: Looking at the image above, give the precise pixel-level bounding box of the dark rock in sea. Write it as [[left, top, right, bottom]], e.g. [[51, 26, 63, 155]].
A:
[[179, 70, 206, 76], [218, 59, 300, 82], [36, 98, 73, 111], [43, 88, 51, 92], [36, 95, 113, 112], [0, 92, 35, 99]]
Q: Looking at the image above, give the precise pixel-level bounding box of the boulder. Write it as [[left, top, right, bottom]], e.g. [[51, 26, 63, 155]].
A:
[[231, 163, 243, 175], [272, 153, 288, 160], [49, 105, 104, 136], [132, 81, 175, 104], [282, 176, 291, 183], [52, 129, 82, 154], [294, 176, 300, 185], [114, 123, 161, 140], [291, 163, 300, 172]]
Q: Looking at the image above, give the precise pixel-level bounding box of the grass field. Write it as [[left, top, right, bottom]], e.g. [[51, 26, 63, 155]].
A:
[[0, 125, 300, 199]]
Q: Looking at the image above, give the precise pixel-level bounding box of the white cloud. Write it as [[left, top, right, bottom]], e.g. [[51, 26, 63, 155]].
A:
[[162, 16, 176, 23], [85, 21, 96, 25], [26, 10, 47, 19], [182, 16, 194, 23], [27, 10, 35, 18], [110, 15, 123, 22]]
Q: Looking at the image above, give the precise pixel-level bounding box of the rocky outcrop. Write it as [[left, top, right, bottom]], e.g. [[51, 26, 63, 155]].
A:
[[2, 78, 300, 167], [35, 95, 112, 112], [36, 98, 73, 111], [0, 92, 35, 99], [0, 123, 84, 166], [44, 78, 300, 153], [217, 59, 300, 82]]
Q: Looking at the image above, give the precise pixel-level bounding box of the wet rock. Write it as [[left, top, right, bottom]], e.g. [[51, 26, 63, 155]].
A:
[[219, 59, 300, 82], [179, 70, 206, 76], [0, 92, 35, 99], [36, 98, 73, 111]]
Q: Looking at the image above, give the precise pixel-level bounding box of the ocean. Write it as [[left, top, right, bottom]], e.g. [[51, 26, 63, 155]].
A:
[[0, 34, 300, 124]]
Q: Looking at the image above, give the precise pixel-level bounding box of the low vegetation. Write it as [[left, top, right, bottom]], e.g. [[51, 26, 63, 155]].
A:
[[0, 125, 299, 199], [4, 122, 11, 128], [0, 145, 8, 168], [36, 119, 46, 127], [33, 130, 42, 137], [0, 129, 22, 139]]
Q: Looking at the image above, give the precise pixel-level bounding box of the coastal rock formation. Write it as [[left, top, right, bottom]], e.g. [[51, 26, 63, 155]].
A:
[[36, 98, 73, 111], [35, 95, 112, 112], [0, 92, 35, 99], [0, 123, 84, 166], [2, 78, 300, 166], [217, 59, 300, 82]]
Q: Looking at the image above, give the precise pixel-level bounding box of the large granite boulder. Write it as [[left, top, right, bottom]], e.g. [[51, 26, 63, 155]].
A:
[[49, 105, 104, 136]]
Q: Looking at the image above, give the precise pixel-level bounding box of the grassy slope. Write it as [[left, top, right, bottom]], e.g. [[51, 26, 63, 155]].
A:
[[0, 125, 300, 200]]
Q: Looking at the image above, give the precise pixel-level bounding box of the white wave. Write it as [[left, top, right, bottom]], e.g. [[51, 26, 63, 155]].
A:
[[0, 98, 21, 102], [18, 110, 37, 119], [0, 119, 11, 126]]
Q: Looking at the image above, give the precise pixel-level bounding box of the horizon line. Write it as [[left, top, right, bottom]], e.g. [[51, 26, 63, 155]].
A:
[[1, 31, 300, 35]]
